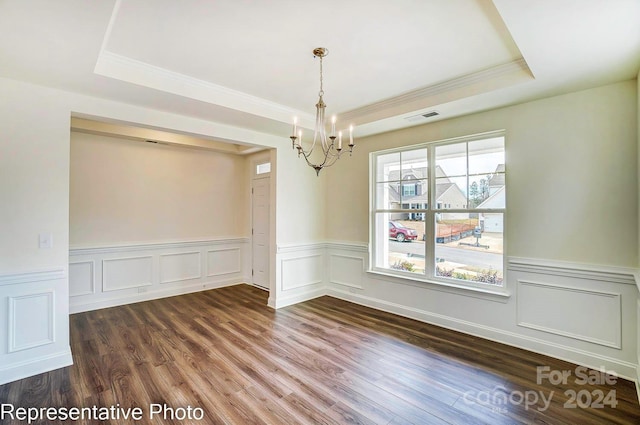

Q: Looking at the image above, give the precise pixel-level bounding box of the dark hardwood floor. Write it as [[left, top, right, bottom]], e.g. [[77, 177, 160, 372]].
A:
[[1, 284, 639, 424]]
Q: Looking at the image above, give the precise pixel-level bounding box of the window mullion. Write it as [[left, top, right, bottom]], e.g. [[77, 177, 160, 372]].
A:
[[425, 146, 436, 278]]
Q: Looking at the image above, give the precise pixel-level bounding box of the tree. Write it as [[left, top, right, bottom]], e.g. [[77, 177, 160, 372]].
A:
[[469, 181, 480, 207], [479, 178, 490, 201]]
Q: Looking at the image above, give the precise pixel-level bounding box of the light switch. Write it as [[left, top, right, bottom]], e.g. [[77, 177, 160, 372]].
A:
[[39, 233, 53, 249]]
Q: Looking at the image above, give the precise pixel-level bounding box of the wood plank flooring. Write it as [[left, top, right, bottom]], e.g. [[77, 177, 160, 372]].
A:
[[1, 284, 639, 424]]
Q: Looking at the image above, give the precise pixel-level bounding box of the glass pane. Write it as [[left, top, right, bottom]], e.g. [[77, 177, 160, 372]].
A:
[[400, 179, 428, 206], [436, 143, 467, 178], [376, 213, 425, 275], [469, 173, 505, 209], [376, 183, 399, 210], [376, 152, 400, 182], [434, 212, 503, 286], [468, 174, 489, 208], [401, 148, 428, 180], [468, 138, 505, 175], [435, 177, 467, 209], [256, 162, 271, 174]]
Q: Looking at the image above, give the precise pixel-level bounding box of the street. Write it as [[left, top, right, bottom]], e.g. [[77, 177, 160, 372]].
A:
[[389, 240, 503, 270]]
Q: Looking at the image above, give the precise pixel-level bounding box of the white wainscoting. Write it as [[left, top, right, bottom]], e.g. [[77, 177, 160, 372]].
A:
[[8, 290, 55, 352], [271, 243, 326, 308], [207, 247, 242, 277], [69, 260, 94, 296], [69, 238, 250, 313], [323, 242, 639, 381], [329, 254, 365, 289], [103, 256, 153, 292], [517, 280, 622, 349], [0, 268, 72, 385], [160, 251, 201, 284], [637, 297, 640, 403]]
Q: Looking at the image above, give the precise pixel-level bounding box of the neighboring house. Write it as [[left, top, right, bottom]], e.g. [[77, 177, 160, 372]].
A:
[[478, 164, 506, 232], [488, 164, 505, 196], [386, 166, 467, 220]]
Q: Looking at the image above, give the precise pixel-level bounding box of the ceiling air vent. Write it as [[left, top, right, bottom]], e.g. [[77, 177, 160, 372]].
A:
[[404, 111, 440, 122]]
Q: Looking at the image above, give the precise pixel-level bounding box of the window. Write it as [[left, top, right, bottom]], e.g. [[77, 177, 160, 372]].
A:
[[371, 132, 505, 289], [256, 162, 271, 175], [402, 183, 416, 197]]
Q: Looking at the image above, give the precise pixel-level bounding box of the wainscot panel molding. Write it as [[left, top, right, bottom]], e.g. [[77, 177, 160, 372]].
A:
[[8, 290, 55, 352], [69, 238, 250, 313], [69, 261, 95, 296], [160, 251, 202, 284], [517, 280, 622, 349], [281, 254, 324, 290], [329, 254, 365, 289], [275, 243, 326, 309], [102, 256, 153, 292], [0, 268, 72, 385], [207, 247, 242, 277], [324, 242, 640, 381]]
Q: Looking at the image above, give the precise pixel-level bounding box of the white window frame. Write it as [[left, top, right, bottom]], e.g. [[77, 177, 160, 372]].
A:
[[369, 130, 508, 298]]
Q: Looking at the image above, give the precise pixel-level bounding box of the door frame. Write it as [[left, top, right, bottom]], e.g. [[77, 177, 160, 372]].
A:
[[249, 152, 275, 294]]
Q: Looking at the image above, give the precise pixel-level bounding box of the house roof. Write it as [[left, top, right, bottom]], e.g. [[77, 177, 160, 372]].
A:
[[386, 165, 449, 182], [389, 181, 464, 204], [488, 164, 506, 187], [477, 185, 506, 209]]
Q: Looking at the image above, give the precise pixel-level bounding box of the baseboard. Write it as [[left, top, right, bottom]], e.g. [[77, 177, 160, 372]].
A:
[[0, 348, 73, 386], [636, 368, 640, 405], [327, 287, 638, 381], [70, 279, 244, 313]]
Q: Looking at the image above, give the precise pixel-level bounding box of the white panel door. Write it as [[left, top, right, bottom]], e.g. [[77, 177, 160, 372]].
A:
[[252, 177, 270, 290]]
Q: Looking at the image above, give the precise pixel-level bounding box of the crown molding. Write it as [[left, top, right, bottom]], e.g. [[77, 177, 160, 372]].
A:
[[94, 50, 314, 127], [340, 58, 532, 124]]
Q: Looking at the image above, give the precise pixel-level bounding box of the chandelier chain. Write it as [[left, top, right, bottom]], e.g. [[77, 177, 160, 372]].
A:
[[318, 54, 324, 97]]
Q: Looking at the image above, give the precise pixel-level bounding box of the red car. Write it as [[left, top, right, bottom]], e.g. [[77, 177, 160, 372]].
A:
[[389, 221, 418, 242]]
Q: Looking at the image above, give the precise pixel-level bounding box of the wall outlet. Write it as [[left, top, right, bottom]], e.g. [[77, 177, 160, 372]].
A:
[[38, 233, 53, 249]]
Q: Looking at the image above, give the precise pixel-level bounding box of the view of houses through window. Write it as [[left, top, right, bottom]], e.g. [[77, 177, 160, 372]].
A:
[[372, 134, 505, 287]]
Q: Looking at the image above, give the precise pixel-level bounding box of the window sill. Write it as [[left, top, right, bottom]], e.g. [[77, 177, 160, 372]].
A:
[[366, 268, 511, 303]]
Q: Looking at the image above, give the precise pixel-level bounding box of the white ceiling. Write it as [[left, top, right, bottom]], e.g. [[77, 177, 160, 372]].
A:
[[1, 0, 639, 142]]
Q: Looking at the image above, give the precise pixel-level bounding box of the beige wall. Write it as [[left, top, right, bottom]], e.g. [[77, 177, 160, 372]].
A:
[[327, 80, 638, 267], [70, 132, 249, 246], [0, 80, 70, 272], [275, 146, 327, 245]]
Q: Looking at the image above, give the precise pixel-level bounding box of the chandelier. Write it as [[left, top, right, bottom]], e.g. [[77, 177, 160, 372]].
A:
[[290, 47, 354, 176]]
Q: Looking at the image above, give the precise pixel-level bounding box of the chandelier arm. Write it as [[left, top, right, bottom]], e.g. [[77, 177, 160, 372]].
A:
[[323, 150, 343, 168]]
